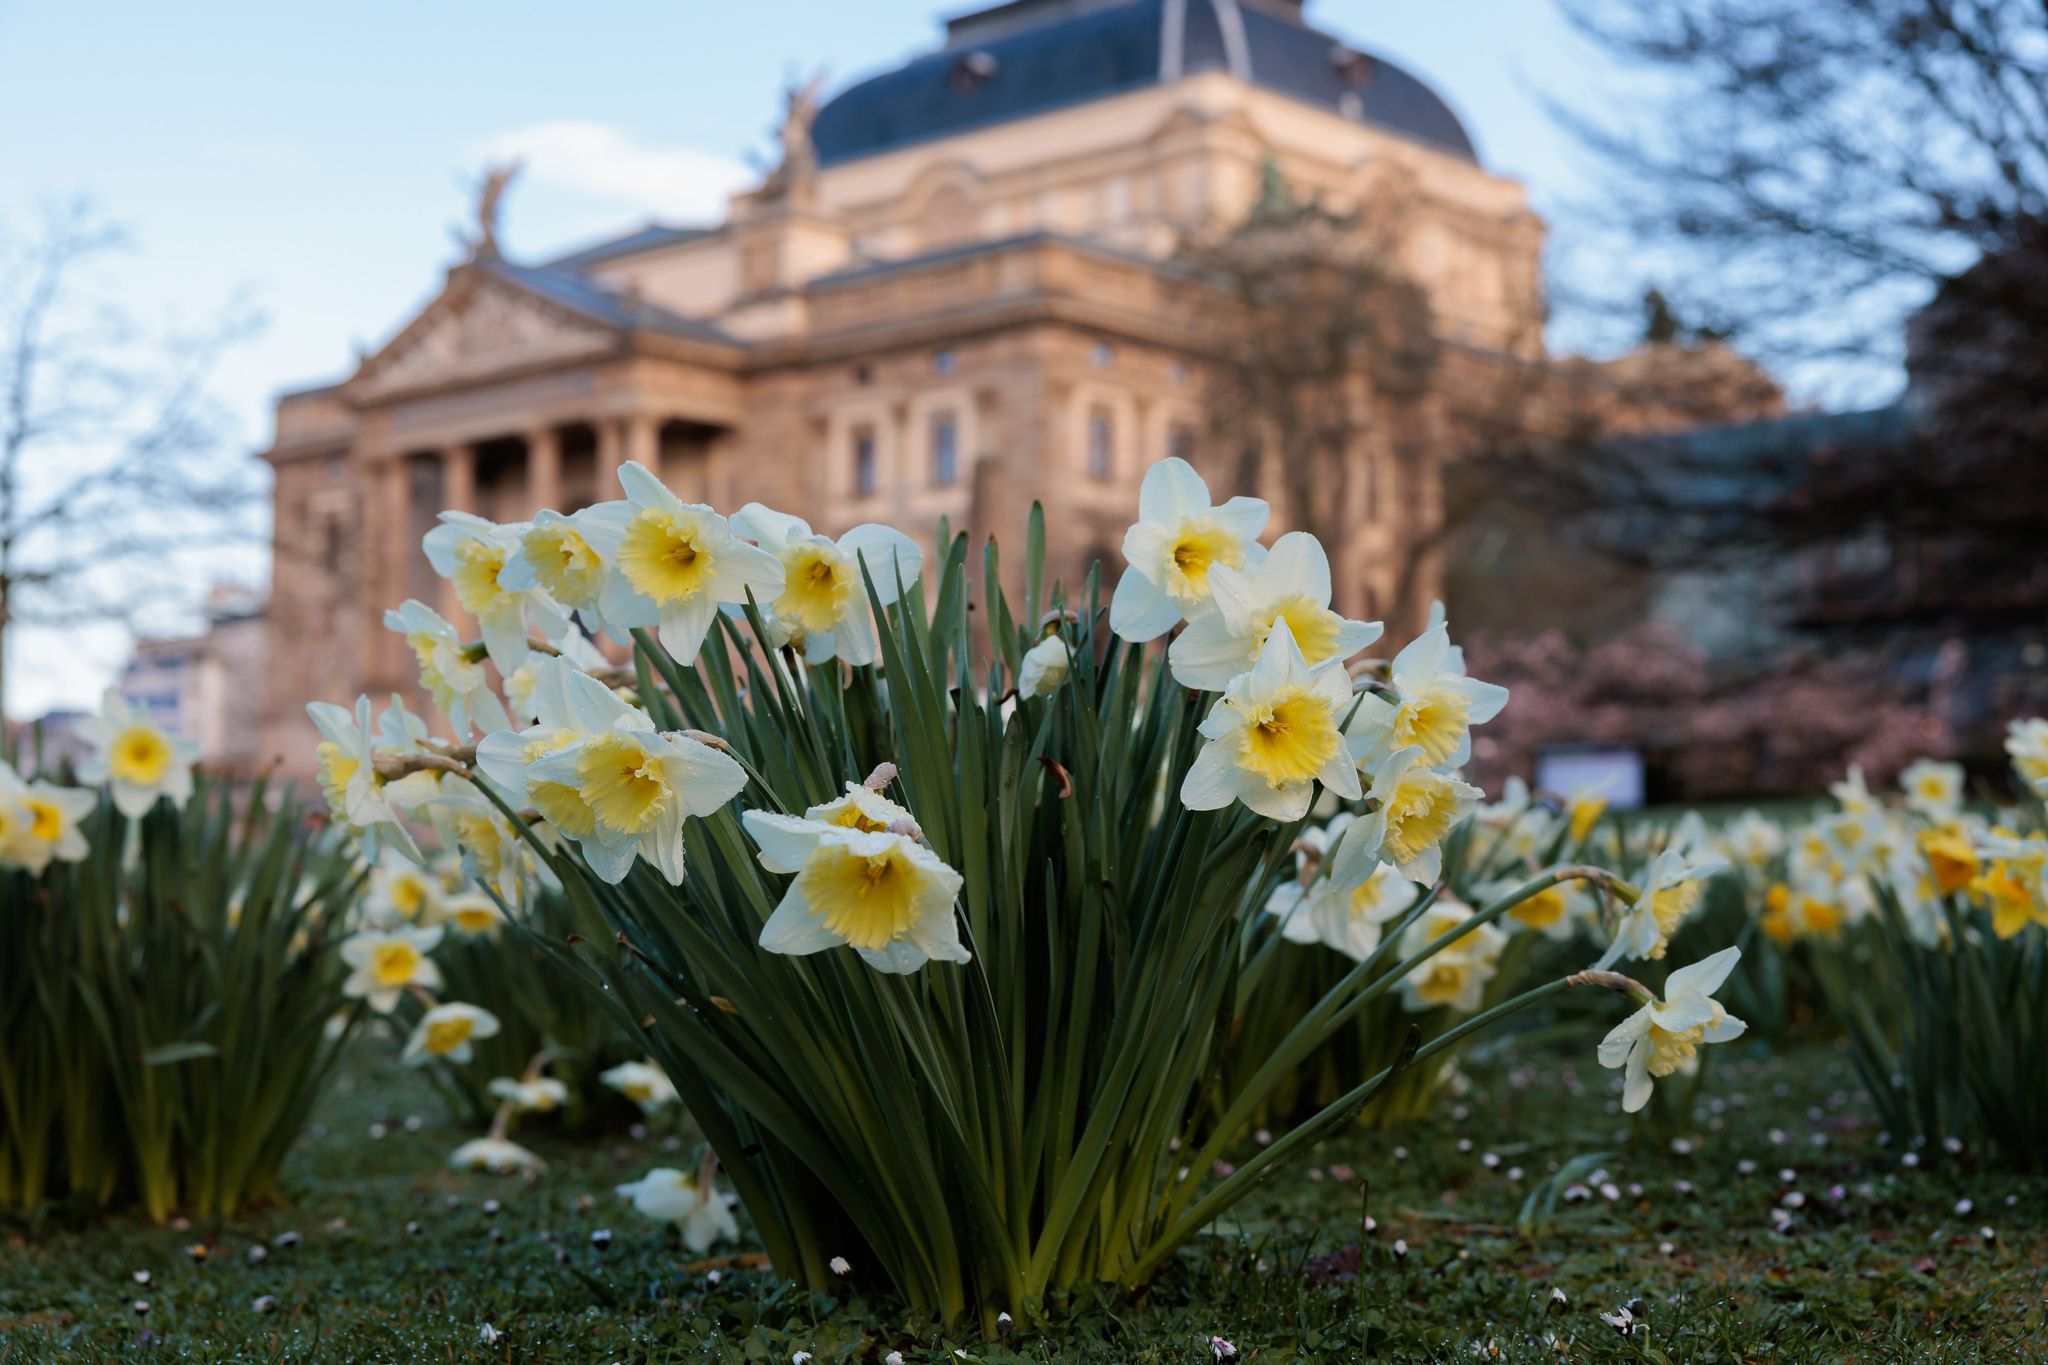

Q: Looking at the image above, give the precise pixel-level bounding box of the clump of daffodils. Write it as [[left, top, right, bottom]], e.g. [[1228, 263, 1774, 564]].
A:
[[316, 452, 1750, 1317]]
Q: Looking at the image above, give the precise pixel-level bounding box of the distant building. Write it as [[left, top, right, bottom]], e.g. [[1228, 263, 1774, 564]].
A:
[[118, 585, 269, 776], [259, 0, 1773, 777]]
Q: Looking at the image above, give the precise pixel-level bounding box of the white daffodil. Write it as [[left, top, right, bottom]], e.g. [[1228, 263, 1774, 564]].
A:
[[449, 1137, 545, 1175], [402, 1002, 502, 1066], [601, 1059, 680, 1112], [368, 848, 441, 926], [1179, 618, 1361, 822], [1265, 816, 1411, 961], [479, 658, 748, 885], [802, 781, 916, 833], [383, 599, 510, 738], [2006, 717, 2048, 789], [429, 786, 541, 910], [422, 511, 568, 674], [728, 503, 922, 665], [1828, 765, 1877, 816], [1899, 758, 1965, 821], [339, 925, 444, 1013], [521, 724, 747, 886], [501, 502, 636, 641], [501, 631, 609, 724], [615, 1168, 740, 1252], [435, 889, 507, 937], [1348, 746, 1483, 887], [0, 763, 94, 873], [1168, 532, 1381, 691], [741, 812, 971, 973], [579, 461, 784, 664], [1345, 622, 1507, 772], [1604, 848, 1729, 964], [487, 1076, 569, 1114], [1717, 809, 1785, 877], [1598, 946, 1747, 1112], [1109, 457, 1269, 643], [1479, 869, 1598, 942], [1397, 898, 1506, 1013], [1017, 633, 1073, 698], [73, 691, 198, 818], [306, 697, 431, 865]]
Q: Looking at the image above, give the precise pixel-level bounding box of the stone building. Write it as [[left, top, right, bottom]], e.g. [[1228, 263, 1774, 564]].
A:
[[259, 0, 1742, 773]]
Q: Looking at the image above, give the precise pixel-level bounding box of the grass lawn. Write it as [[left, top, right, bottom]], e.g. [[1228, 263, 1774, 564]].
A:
[[2, 1035, 2044, 1362]]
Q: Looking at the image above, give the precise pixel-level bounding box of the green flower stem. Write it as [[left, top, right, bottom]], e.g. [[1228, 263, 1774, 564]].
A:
[[1127, 974, 1577, 1285], [1175, 867, 1602, 1210]]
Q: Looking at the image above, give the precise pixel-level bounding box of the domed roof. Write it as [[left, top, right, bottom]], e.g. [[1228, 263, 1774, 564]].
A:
[[810, 0, 1478, 168]]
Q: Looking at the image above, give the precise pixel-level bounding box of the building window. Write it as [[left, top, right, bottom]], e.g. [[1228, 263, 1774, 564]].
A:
[[1169, 360, 1191, 386], [930, 413, 959, 487], [853, 363, 873, 386], [1167, 422, 1196, 464], [1090, 342, 1114, 369], [853, 427, 878, 497], [933, 349, 957, 376], [1087, 406, 1115, 480]]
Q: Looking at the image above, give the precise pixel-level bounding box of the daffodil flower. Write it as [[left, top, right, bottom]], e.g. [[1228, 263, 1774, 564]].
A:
[[741, 811, 971, 973], [402, 1002, 501, 1066], [1347, 746, 1482, 887], [383, 599, 510, 737], [488, 1076, 569, 1113], [1828, 764, 1876, 815], [521, 723, 746, 886], [803, 781, 916, 833], [1179, 618, 1361, 822], [449, 1137, 545, 1174], [1109, 457, 1268, 643], [422, 511, 568, 674], [478, 658, 748, 885], [1489, 873, 1597, 942], [1017, 633, 1073, 698], [1168, 532, 1381, 691], [501, 502, 636, 641], [0, 762, 94, 873], [2006, 717, 2048, 789], [728, 503, 922, 665], [1598, 946, 1747, 1112], [579, 461, 784, 664], [1264, 815, 1410, 960], [368, 849, 441, 925], [1899, 758, 1965, 821], [601, 1059, 680, 1112], [1717, 809, 1785, 876], [436, 889, 508, 936], [1345, 622, 1506, 772], [1602, 848, 1729, 964], [340, 925, 444, 1013], [1396, 897, 1505, 1013], [74, 690, 198, 818], [305, 696, 431, 865], [615, 1168, 740, 1252]]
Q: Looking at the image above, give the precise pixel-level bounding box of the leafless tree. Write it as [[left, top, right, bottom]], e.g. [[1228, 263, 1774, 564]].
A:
[[1554, 0, 2048, 396], [1537, 1, 2048, 643], [0, 200, 264, 713], [1175, 181, 1443, 632]]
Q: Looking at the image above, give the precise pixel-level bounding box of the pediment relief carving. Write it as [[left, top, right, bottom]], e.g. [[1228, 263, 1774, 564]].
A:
[[351, 277, 616, 401]]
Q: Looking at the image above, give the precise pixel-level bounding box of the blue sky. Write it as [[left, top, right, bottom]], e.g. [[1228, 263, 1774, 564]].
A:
[[0, 0, 1647, 718]]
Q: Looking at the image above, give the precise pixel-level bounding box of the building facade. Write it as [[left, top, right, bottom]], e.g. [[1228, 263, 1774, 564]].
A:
[[259, 0, 1706, 773]]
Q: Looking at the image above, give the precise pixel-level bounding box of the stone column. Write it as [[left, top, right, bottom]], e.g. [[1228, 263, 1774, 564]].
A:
[[527, 424, 561, 512], [624, 413, 660, 476], [364, 453, 412, 692], [442, 442, 477, 514], [595, 418, 624, 492], [439, 444, 476, 623]]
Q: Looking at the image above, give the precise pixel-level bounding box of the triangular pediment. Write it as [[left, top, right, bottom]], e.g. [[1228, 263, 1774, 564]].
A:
[[348, 266, 620, 402]]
